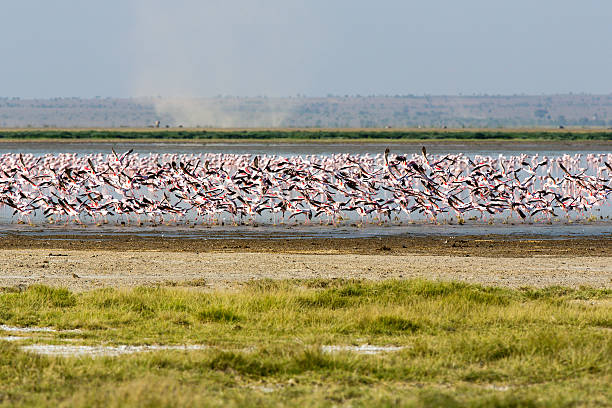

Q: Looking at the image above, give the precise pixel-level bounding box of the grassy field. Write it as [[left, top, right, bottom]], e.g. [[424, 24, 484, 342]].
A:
[[1, 128, 612, 141], [1, 279, 610, 407]]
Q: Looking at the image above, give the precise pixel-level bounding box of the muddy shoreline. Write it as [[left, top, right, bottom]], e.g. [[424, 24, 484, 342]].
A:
[[1, 233, 611, 257]]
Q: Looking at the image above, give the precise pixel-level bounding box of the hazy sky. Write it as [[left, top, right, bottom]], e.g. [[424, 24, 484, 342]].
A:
[[1, 0, 611, 98]]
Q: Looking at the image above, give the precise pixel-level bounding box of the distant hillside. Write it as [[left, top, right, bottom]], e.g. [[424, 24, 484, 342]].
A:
[[1, 94, 612, 128]]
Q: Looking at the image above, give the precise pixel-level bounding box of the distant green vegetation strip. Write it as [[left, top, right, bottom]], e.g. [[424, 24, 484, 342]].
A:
[[1, 279, 611, 407], [1, 129, 612, 140]]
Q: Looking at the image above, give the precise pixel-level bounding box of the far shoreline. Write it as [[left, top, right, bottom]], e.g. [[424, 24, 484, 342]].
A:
[[0, 127, 611, 144]]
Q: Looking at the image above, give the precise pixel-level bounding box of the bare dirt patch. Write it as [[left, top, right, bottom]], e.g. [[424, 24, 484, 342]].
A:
[[0, 235, 610, 291]]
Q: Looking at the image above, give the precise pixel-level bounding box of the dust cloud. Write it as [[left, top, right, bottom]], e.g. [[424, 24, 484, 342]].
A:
[[150, 97, 290, 128], [126, 1, 317, 127]]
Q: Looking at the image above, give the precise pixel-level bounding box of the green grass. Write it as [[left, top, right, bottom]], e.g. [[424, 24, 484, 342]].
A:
[[0, 279, 611, 407], [1, 128, 612, 141]]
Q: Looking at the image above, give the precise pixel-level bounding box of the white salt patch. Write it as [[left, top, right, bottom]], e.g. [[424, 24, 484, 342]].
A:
[[321, 344, 404, 355], [485, 384, 510, 391], [0, 325, 81, 333], [0, 325, 56, 333], [252, 386, 276, 393], [22, 344, 207, 357], [1, 336, 31, 342]]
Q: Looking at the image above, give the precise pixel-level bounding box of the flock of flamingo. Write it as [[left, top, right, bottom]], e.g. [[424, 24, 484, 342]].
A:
[[0, 148, 611, 225]]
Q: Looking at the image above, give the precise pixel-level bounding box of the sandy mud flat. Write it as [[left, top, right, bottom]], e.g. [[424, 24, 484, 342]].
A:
[[0, 234, 610, 291]]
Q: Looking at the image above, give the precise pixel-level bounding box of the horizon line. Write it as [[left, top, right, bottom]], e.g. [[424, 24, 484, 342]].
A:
[[3, 93, 612, 100]]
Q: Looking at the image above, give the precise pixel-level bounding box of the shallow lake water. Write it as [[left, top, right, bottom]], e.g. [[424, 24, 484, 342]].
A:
[[2, 140, 612, 157], [1, 140, 611, 237]]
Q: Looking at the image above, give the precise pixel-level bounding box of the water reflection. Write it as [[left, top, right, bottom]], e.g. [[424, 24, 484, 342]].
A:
[[2, 220, 611, 239], [3, 140, 612, 157]]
